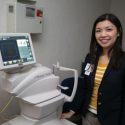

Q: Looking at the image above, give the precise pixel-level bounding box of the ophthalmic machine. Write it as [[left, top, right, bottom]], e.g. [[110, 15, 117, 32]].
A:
[[0, 33, 78, 125]]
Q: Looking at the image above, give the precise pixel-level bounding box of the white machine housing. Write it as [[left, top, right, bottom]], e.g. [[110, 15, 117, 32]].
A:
[[1, 63, 78, 125], [0, 33, 78, 125]]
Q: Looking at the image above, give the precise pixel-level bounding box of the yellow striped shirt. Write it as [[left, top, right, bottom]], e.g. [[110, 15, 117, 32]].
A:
[[89, 63, 108, 113]]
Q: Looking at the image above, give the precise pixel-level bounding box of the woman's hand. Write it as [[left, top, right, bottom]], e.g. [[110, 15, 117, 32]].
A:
[[61, 111, 75, 119]]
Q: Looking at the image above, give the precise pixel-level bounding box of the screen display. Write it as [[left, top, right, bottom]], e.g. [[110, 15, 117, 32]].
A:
[[0, 35, 35, 67]]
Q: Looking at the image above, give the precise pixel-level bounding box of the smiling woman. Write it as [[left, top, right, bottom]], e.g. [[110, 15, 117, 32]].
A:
[[61, 14, 125, 125], [74, 13, 125, 125]]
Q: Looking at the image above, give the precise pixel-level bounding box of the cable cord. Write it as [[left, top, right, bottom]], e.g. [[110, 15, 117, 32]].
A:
[[0, 96, 15, 114]]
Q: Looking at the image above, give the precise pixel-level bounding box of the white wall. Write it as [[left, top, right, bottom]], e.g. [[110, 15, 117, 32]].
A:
[[0, 0, 111, 123], [110, 0, 125, 50], [0, 0, 7, 32]]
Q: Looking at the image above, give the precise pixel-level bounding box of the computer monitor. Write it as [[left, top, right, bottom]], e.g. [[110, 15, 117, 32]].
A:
[[0, 33, 36, 71]]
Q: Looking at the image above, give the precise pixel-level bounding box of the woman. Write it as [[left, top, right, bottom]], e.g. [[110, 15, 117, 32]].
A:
[[81, 13, 125, 125]]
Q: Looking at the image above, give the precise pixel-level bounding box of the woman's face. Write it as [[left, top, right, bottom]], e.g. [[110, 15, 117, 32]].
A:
[[95, 20, 119, 52]]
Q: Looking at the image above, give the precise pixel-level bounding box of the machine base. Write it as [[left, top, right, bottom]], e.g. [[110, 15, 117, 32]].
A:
[[2, 115, 76, 125], [40, 119, 76, 125]]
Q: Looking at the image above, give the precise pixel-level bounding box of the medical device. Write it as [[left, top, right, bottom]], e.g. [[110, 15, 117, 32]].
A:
[[0, 33, 36, 71], [0, 33, 78, 125]]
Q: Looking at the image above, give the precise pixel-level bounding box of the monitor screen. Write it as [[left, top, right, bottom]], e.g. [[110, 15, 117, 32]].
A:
[[0, 33, 36, 71]]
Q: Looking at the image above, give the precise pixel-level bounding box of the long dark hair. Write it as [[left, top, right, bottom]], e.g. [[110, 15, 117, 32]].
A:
[[89, 13, 123, 69]]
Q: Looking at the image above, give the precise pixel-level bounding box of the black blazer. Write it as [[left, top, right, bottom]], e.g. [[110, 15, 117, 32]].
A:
[[82, 53, 125, 125]]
